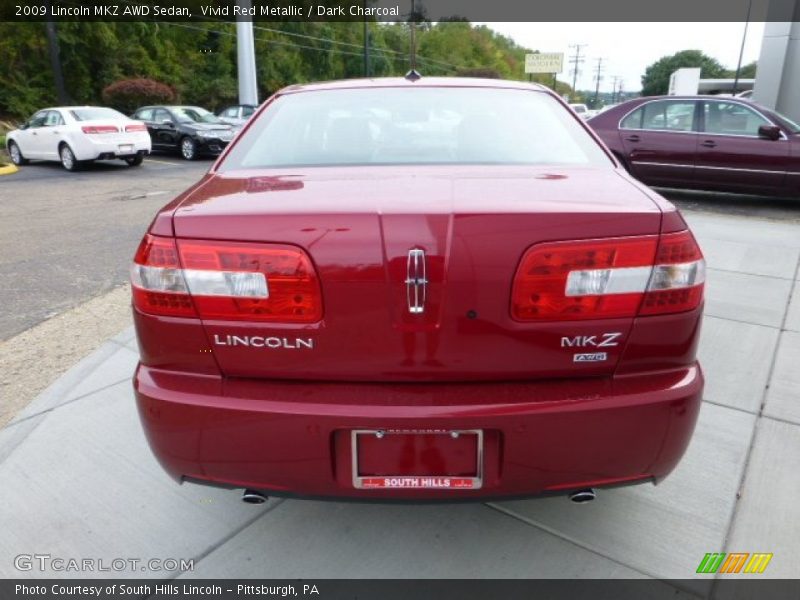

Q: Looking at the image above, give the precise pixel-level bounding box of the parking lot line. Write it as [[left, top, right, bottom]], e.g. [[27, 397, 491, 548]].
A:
[[145, 158, 184, 167]]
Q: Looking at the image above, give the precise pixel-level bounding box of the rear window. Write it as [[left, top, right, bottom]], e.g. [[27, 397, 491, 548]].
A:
[[70, 108, 127, 121], [220, 87, 612, 170]]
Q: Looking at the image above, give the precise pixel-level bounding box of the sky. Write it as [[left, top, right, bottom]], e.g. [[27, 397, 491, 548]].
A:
[[482, 22, 765, 93]]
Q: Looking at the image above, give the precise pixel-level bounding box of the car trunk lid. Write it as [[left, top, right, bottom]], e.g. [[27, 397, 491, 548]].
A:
[[172, 165, 662, 382]]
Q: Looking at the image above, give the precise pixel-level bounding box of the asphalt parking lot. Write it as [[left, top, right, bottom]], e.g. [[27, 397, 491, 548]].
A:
[[0, 157, 209, 341], [0, 160, 799, 594]]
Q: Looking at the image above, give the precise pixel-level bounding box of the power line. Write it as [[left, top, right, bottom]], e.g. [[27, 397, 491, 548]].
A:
[[106, 0, 466, 72]]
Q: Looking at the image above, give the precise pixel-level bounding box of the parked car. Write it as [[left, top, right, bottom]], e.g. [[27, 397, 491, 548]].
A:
[[131, 77, 705, 502], [569, 103, 592, 119], [5, 106, 150, 171], [132, 105, 236, 160], [217, 104, 257, 127], [588, 95, 800, 196]]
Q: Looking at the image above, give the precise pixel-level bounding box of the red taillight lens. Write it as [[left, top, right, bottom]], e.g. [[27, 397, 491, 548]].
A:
[[131, 235, 196, 317], [81, 125, 119, 134], [640, 230, 705, 315], [131, 235, 322, 323], [125, 123, 146, 132], [511, 231, 704, 321]]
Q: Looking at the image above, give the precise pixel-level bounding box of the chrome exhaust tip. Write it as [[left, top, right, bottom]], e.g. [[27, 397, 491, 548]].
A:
[[242, 489, 268, 504], [568, 489, 596, 504]]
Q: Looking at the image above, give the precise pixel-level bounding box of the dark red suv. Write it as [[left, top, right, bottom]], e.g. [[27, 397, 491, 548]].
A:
[[131, 78, 705, 502], [588, 95, 800, 197]]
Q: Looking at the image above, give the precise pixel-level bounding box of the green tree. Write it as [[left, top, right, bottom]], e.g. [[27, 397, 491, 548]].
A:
[[641, 50, 728, 96], [0, 21, 578, 120]]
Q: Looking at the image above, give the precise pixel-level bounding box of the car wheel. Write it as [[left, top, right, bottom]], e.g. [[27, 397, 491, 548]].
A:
[[8, 141, 28, 166], [180, 137, 197, 160], [124, 155, 144, 167], [59, 144, 80, 171]]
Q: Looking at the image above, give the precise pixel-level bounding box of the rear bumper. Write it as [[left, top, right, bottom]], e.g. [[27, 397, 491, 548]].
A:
[[134, 364, 703, 500], [73, 135, 151, 161]]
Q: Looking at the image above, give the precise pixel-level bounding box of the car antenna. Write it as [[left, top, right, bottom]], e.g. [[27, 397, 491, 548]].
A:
[[404, 69, 422, 82]]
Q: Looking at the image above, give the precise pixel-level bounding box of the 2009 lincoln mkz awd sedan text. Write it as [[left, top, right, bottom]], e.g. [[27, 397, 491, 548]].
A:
[[131, 77, 706, 502]]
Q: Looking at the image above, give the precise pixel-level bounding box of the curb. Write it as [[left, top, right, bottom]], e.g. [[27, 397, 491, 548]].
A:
[[0, 163, 18, 175]]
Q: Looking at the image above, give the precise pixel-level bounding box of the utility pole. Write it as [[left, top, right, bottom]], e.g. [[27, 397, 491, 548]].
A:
[[610, 76, 620, 104], [592, 57, 604, 106], [43, 1, 68, 104], [363, 0, 370, 77], [568, 43, 587, 99], [236, 0, 258, 105]]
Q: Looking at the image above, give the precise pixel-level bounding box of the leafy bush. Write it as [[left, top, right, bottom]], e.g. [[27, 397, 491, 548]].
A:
[[102, 78, 175, 115]]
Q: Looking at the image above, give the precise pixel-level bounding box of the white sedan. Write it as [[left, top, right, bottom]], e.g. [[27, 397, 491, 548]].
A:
[[6, 106, 152, 171]]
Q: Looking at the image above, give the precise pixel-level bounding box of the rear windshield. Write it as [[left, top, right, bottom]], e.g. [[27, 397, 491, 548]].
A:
[[220, 87, 612, 170], [70, 108, 127, 121]]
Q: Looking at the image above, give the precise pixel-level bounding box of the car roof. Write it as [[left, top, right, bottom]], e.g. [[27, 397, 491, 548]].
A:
[[279, 77, 549, 94], [40, 106, 110, 111]]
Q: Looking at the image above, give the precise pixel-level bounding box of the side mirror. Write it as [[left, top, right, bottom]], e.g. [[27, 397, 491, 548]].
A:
[[19, 122, 29, 130], [758, 124, 781, 141]]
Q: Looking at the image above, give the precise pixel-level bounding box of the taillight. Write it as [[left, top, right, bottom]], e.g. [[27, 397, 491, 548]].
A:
[[125, 123, 147, 132], [639, 231, 705, 315], [81, 125, 119, 134], [131, 235, 322, 323], [511, 231, 704, 321]]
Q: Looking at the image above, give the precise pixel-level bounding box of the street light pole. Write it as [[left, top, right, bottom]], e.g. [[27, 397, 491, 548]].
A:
[[236, 0, 258, 106], [409, 0, 417, 71]]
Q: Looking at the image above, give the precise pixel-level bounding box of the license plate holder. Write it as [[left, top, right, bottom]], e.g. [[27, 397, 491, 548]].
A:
[[118, 144, 133, 153], [351, 429, 483, 490]]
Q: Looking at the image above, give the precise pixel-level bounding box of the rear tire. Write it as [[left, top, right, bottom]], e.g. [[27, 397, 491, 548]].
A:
[[59, 144, 81, 171], [124, 155, 144, 167], [180, 137, 197, 161], [8, 141, 27, 166]]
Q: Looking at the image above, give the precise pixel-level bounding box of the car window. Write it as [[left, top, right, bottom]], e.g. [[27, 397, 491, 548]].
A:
[[28, 111, 48, 128], [136, 108, 154, 121], [640, 101, 696, 132], [222, 107, 238, 118], [44, 111, 64, 127], [703, 101, 771, 137], [242, 106, 256, 117], [172, 106, 224, 124], [69, 107, 127, 121], [154, 109, 172, 123], [620, 106, 644, 129], [221, 88, 612, 170]]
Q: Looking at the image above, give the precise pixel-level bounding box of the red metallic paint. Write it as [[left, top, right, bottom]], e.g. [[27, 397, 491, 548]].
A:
[[132, 79, 705, 500]]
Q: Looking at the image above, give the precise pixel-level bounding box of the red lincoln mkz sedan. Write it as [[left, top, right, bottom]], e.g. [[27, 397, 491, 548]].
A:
[[131, 77, 705, 503], [588, 95, 800, 197]]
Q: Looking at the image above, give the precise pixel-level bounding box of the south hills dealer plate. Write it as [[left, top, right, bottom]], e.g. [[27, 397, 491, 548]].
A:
[[351, 429, 483, 490]]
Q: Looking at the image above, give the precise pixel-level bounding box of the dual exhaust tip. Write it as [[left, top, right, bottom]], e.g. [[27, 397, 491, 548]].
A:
[[241, 488, 596, 504]]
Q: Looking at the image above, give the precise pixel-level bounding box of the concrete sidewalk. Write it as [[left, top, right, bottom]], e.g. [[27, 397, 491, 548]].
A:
[[1, 209, 799, 595]]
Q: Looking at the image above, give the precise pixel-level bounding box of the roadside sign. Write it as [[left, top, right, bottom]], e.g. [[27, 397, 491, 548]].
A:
[[525, 53, 564, 74]]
